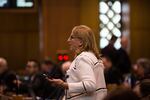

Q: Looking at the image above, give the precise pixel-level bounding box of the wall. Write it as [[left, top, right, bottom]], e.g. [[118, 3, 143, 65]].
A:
[[80, 0, 100, 45], [129, 0, 150, 62], [0, 8, 39, 70], [39, 0, 80, 61]]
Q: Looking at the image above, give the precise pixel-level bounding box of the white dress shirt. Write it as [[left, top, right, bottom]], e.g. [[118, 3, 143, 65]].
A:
[[66, 51, 107, 100]]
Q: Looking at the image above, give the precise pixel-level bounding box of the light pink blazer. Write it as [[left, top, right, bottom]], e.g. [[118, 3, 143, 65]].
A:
[[65, 51, 107, 100]]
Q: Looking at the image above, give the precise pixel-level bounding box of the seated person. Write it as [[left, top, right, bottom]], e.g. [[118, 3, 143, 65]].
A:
[[102, 56, 123, 85], [40, 59, 64, 99], [102, 56, 123, 91], [129, 58, 150, 88], [17, 59, 41, 98], [140, 79, 150, 100], [134, 58, 150, 80], [124, 58, 150, 90], [0, 57, 17, 94], [103, 88, 140, 100]]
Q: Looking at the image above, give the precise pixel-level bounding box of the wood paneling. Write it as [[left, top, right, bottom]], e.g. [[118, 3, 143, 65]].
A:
[[39, 0, 80, 61], [129, 0, 150, 62], [80, 0, 100, 46], [0, 11, 39, 70]]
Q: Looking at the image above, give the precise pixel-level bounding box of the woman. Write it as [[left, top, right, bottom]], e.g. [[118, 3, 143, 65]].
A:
[[47, 25, 107, 100]]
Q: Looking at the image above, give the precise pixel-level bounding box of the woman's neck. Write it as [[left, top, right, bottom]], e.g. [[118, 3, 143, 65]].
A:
[[74, 49, 82, 58]]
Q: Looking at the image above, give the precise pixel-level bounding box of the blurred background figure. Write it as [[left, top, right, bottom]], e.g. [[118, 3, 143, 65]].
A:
[[17, 59, 64, 99], [134, 58, 150, 79], [16, 59, 41, 98], [131, 79, 150, 100], [139, 79, 150, 100], [101, 35, 118, 69], [101, 36, 120, 74], [101, 35, 132, 91], [124, 58, 150, 89], [101, 35, 131, 77], [25, 59, 40, 78], [120, 35, 129, 52], [39, 59, 64, 99], [102, 56, 123, 91], [117, 36, 131, 75], [41, 59, 55, 75], [0, 57, 17, 94], [103, 88, 140, 100], [41, 59, 64, 79]]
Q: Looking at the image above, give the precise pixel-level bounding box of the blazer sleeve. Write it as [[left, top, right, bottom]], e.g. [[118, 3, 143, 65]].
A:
[[68, 56, 96, 93]]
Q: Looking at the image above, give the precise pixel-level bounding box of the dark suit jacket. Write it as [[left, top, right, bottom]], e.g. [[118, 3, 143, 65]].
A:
[[0, 70, 17, 93]]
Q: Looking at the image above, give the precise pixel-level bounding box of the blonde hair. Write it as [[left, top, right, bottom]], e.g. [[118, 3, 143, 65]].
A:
[[72, 25, 100, 59]]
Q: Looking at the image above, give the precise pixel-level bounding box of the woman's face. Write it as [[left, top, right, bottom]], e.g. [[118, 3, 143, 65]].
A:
[[67, 32, 82, 52]]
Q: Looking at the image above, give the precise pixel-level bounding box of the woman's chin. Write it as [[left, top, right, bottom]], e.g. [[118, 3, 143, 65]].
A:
[[69, 47, 75, 52]]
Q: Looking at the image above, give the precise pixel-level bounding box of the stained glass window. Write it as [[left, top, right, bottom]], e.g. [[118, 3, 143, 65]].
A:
[[99, 0, 122, 49], [0, 0, 34, 8]]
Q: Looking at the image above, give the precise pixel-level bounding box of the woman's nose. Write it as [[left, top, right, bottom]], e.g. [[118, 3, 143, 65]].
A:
[[67, 37, 70, 42]]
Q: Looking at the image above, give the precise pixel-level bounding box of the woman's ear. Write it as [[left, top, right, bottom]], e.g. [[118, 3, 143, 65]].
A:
[[79, 41, 83, 47]]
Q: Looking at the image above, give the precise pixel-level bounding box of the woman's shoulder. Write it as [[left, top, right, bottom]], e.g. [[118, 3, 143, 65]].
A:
[[77, 51, 94, 59], [80, 51, 95, 57], [76, 51, 98, 63]]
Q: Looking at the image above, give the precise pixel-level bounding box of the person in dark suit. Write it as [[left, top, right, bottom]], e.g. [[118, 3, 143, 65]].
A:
[[101, 35, 119, 69], [17, 59, 41, 98], [103, 88, 140, 100], [117, 36, 131, 75], [102, 56, 123, 85], [101, 35, 131, 76], [0, 57, 17, 93], [18, 59, 64, 99], [40, 59, 64, 99]]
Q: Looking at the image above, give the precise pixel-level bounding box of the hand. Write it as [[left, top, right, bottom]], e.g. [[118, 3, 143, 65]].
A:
[[46, 78, 68, 89], [46, 78, 64, 85], [13, 80, 22, 87]]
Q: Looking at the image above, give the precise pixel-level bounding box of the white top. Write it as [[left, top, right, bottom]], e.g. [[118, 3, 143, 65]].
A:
[[66, 51, 107, 100]]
